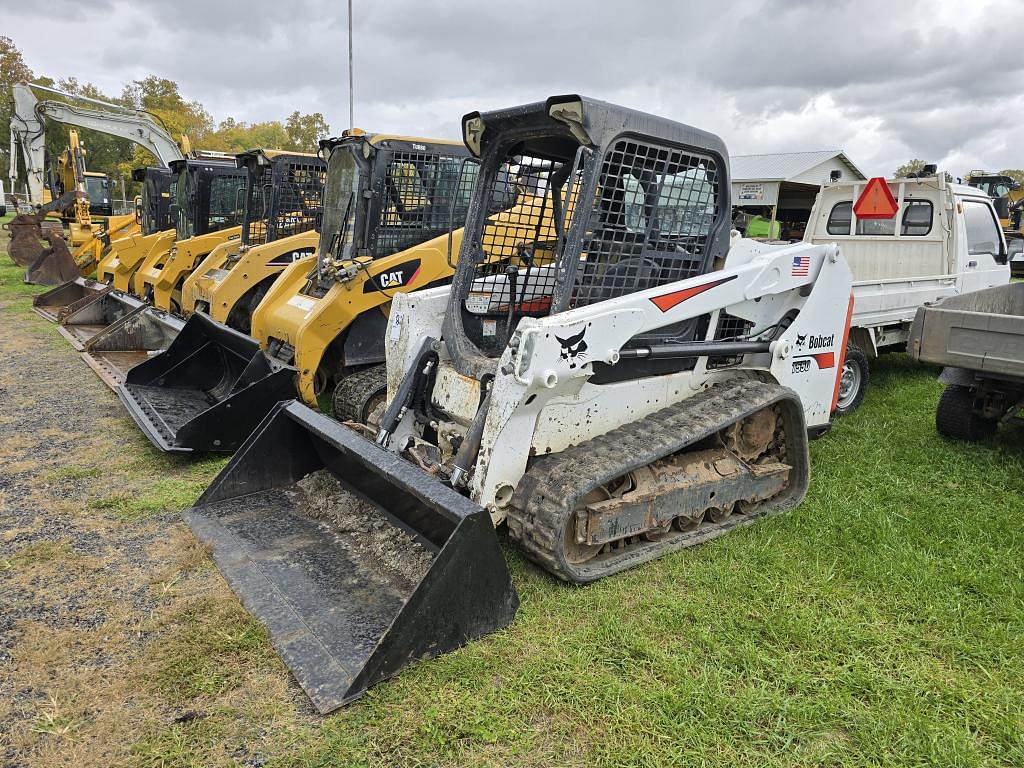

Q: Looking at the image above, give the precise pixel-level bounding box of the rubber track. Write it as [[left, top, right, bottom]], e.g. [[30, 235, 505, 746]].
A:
[[507, 378, 806, 583], [332, 364, 388, 422]]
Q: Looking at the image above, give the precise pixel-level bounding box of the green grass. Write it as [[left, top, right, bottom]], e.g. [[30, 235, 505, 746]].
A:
[[255, 357, 1024, 768], [3, 222, 1024, 765], [90, 458, 228, 522]]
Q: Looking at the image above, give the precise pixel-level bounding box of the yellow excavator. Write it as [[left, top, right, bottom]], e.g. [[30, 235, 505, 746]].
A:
[[965, 171, 1024, 236], [8, 82, 186, 284], [114, 132, 486, 452]]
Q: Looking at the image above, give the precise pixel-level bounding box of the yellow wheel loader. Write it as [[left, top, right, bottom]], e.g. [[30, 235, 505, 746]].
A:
[[181, 148, 327, 333], [184, 95, 855, 711], [114, 133, 479, 452], [33, 166, 174, 321]]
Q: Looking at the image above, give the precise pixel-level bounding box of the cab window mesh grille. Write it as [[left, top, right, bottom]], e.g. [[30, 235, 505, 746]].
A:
[[572, 138, 718, 309], [244, 159, 327, 247], [369, 150, 477, 258]]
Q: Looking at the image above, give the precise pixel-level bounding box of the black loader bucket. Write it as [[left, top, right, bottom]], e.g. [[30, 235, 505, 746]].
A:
[[32, 278, 112, 322], [116, 313, 296, 453], [63, 296, 185, 388], [185, 401, 519, 713], [58, 290, 151, 351]]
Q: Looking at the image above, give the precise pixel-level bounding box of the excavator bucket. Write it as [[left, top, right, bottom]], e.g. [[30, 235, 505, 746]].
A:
[[25, 231, 80, 285], [185, 401, 519, 712], [116, 313, 296, 453], [32, 278, 112, 322]]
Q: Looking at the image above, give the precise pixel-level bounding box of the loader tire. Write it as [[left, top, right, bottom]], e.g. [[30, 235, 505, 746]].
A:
[[834, 342, 868, 416], [332, 364, 388, 424], [935, 385, 997, 442]]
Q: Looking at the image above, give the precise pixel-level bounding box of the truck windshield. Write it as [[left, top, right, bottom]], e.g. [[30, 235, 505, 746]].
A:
[[320, 145, 361, 263]]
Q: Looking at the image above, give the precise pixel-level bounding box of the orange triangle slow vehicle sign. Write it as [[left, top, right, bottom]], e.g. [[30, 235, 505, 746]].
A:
[[853, 177, 899, 219]]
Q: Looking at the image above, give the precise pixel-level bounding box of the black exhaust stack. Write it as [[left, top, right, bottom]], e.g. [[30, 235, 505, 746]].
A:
[[185, 401, 519, 712], [116, 313, 295, 452]]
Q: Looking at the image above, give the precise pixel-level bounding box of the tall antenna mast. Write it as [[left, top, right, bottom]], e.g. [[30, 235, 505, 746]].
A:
[[348, 0, 354, 128]]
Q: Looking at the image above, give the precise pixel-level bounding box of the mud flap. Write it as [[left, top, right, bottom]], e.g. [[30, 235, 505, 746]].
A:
[[185, 401, 519, 712], [32, 278, 112, 322], [116, 313, 296, 453]]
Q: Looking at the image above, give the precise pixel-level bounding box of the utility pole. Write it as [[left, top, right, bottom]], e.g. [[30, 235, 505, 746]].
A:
[[348, 0, 354, 128]]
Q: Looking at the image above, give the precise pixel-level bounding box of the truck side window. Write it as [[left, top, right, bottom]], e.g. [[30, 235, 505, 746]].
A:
[[963, 201, 1002, 256], [900, 200, 933, 236], [826, 201, 851, 234]]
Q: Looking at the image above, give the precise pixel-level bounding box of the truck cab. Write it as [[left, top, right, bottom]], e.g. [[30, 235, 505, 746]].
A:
[[804, 174, 1009, 413]]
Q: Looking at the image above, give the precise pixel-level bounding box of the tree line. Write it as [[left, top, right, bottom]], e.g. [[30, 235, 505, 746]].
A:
[[1, 36, 329, 200]]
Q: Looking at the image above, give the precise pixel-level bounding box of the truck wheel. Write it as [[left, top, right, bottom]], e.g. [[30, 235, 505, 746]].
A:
[[835, 342, 869, 416], [935, 385, 998, 442]]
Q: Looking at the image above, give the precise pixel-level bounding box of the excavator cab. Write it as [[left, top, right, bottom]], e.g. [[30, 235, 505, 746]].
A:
[[115, 134, 474, 453], [83, 172, 112, 217]]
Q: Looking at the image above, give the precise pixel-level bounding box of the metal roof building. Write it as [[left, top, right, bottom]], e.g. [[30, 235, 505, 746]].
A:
[[731, 150, 867, 210]]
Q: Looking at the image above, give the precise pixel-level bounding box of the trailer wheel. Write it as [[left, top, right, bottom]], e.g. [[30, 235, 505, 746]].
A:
[[935, 385, 998, 442], [834, 342, 869, 416]]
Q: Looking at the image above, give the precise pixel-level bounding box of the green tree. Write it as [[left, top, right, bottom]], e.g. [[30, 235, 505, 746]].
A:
[[1, 36, 34, 190], [999, 169, 1024, 186], [285, 111, 330, 152], [893, 159, 953, 182]]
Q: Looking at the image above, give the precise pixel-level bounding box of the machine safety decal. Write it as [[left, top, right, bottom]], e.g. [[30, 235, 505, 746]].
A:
[[362, 259, 422, 293], [649, 275, 737, 312]]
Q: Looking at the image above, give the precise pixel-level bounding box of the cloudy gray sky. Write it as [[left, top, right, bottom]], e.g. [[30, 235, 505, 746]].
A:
[[9, 0, 1024, 177]]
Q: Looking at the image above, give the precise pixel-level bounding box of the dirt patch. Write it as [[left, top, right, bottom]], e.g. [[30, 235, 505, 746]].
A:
[[293, 469, 434, 589]]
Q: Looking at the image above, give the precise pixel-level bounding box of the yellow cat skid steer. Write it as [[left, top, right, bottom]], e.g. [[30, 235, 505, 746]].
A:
[[102, 155, 242, 296], [33, 166, 174, 321], [183, 95, 855, 711], [53, 157, 246, 387], [181, 148, 327, 334], [115, 133, 479, 452], [136, 158, 250, 311]]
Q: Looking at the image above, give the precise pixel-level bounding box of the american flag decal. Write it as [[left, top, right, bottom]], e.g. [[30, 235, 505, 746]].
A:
[[792, 255, 810, 276]]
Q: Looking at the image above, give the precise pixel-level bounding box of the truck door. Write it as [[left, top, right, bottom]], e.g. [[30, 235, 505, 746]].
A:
[[958, 198, 1010, 294]]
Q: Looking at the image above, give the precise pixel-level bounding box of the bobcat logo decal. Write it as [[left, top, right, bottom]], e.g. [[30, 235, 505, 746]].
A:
[[555, 326, 589, 369], [796, 333, 807, 349]]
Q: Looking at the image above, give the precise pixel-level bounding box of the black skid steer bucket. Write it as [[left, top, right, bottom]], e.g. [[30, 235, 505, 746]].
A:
[[116, 313, 296, 453], [32, 277, 112, 322], [62, 296, 185, 388], [58, 290, 151, 351], [185, 401, 519, 713]]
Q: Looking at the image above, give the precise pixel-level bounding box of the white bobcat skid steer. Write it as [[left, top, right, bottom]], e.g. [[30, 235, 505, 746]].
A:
[[185, 95, 853, 712]]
